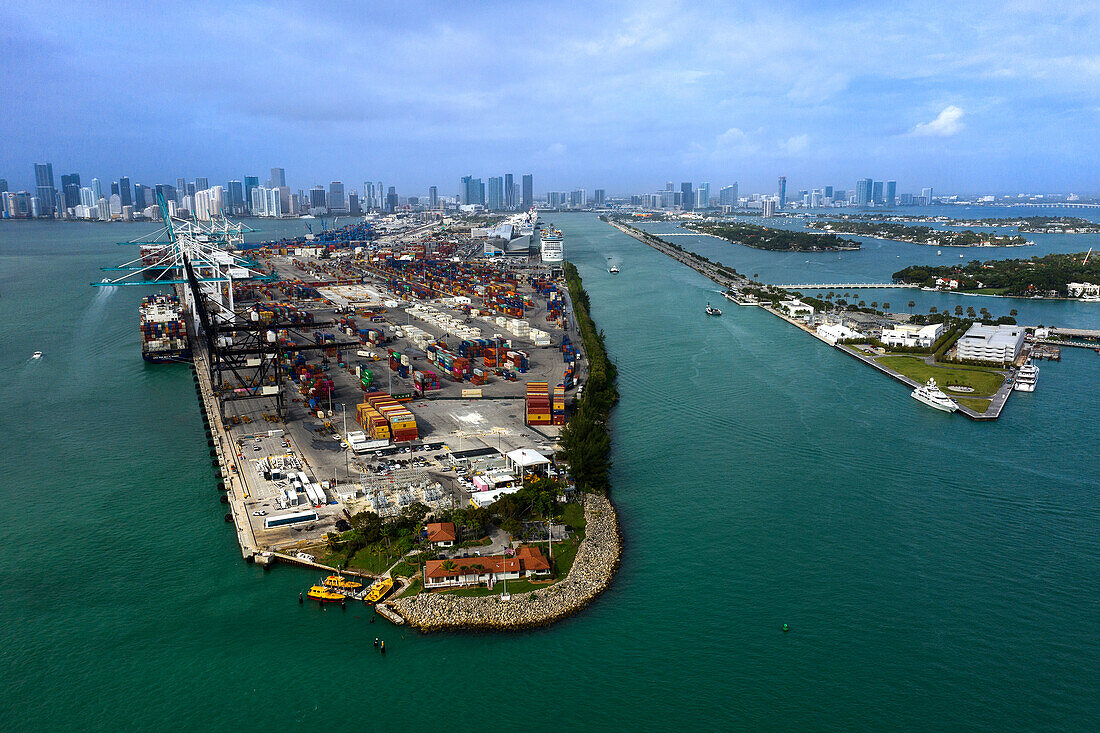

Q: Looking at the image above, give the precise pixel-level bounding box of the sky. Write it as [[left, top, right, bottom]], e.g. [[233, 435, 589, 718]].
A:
[[2, 0, 1098, 197]]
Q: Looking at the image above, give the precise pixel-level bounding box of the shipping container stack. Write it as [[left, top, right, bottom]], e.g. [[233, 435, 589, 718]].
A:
[[413, 369, 441, 392], [552, 384, 566, 425], [388, 349, 411, 378], [526, 382, 552, 426], [360, 391, 420, 442], [425, 344, 470, 382]]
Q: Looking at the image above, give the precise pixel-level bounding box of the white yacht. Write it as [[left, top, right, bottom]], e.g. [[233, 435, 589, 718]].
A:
[[1014, 361, 1038, 392], [911, 378, 957, 412], [32, 351, 43, 360], [609, 265, 619, 274], [705, 303, 723, 316]]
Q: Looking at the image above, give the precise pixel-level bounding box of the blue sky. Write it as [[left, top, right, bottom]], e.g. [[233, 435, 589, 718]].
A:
[[2, 0, 1098, 196]]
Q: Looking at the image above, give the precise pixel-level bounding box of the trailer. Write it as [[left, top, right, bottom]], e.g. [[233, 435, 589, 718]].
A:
[[263, 510, 318, 529]]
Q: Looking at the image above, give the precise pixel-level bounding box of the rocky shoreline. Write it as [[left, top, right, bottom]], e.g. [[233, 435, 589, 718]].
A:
[[390, 493, 622, 632]]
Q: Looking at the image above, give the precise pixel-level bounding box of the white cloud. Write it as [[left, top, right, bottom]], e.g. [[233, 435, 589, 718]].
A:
[[714, 127, 759, 156], [910, 105, 965, 137], [545, 143, 567, 156], [781, 134, 811, 154]]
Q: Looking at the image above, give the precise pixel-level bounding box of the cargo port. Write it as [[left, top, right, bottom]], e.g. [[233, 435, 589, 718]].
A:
[[97, 199, 606, 620]]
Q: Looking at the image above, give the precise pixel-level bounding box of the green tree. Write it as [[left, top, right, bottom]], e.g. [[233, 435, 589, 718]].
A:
[[955, 305, 964, 316], [966, 306, 977, 318], [908, 300, 916, 313], [1010, 308, 1018, 317]]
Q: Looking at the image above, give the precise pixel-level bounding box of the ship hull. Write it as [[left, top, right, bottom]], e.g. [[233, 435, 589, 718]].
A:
[[911, 392, 957, 412], [143, 349, 192, 364]]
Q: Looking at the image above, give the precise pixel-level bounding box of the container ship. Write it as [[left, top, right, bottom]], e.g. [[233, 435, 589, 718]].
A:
[[540, 228, 564, 263], [140, 294, 191, 363]]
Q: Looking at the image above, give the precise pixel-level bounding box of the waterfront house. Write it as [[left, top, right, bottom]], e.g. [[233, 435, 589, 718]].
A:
[[424, 546, 551, 589], [425, 522, 457, 548], [881, 322, 944, 348]]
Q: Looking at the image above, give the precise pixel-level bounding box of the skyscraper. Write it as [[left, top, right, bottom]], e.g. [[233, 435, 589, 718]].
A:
[[155, 183, 177, 207], [521, 174, 533, 209], [328, 181, 346, 213], [696, 183, 710, 210], [309, 186, 326, 211], [363, 181, 375, 209], [34, 163, 57, 217], [461, 176, 484, 206], [194, 177, 209, 192], [429, 185, 438, 210], [856, 178, 873, 206], [885, 180, 897, 207], [227, 180, 244, 213], [680, 182, 694, 211], [118, 176, 131, 208], [386, 187, 397, 212], [921, 187, 934, 205], [504, 173, 514, 209], [270, 168, 286, 188], [872, 181, 884, 205], [777, 176, 787, 209], [719, 184, 738, 208], [824, 185, 834, 199], [593, 189, 606, 206], [61, 173, 81, 208], [348, 192, 360, 215], [243, 176, 258, 212], [487, 176, 504, 210]]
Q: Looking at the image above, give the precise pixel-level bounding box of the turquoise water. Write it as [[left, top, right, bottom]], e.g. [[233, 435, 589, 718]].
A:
[[1, 216, 1098, 731]]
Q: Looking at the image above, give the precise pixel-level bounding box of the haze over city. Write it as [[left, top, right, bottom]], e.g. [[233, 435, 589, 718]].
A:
[[3, 0, 1098, 195]]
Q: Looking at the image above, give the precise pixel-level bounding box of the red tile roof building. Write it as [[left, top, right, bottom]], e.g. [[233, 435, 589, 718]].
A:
[[424, 546, 551, 589]]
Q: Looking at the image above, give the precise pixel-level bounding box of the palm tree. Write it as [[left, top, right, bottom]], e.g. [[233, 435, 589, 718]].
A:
[[440, 559, 457, 573], [871, 301, 878, 309], [908, 300, 916, 313], [930, 306, 938, 314], [1010, 308, 1018, 317], [858, 300, 866, 308], [955, 305, 964, 316], [966, 306, 976, 318], [883, 302, 891, 311]]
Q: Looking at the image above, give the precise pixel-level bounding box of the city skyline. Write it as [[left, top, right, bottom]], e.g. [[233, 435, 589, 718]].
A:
[[3, 2, 1098, 194]]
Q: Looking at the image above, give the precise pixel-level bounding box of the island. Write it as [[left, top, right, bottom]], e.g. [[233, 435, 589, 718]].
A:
[[805, 220, 1028, 247], [684, 221, 861, 251], [812, 213, 1100, 233], [893, 252, 1100, 297]]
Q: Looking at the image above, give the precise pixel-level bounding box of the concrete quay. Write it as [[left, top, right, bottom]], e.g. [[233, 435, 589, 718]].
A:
[[389, 493, 622, 632]]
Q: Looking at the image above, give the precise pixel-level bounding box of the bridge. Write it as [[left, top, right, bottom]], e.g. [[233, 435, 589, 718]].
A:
[[775, 283, 917, 290]]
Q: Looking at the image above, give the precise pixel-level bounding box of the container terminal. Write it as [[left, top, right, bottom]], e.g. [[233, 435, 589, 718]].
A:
[[96, 198, 586, 571]]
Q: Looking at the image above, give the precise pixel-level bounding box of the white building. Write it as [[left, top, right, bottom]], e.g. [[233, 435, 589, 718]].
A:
[[1067, 282, 1099, 298], [193, 185, 225, 221], [779, 300, 814, 318], [881, 322, 944, 348], [816, 322, 864, 344], [955, 324, 1025, 363]]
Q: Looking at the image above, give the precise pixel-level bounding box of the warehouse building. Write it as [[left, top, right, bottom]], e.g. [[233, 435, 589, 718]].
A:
[[955, 324, 1025, 363]]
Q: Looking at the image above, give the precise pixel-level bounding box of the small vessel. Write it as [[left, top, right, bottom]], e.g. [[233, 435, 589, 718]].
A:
[[1014, 361, 1038, 392], [323, 574, 363, 590], [705, 303, 723, 316], [306, 585, 346, 603], [32, 351, 43, 360], [609, 265, 619, 274], [364, 576, 394, 604], [911, 378, 957, 413], [937, 250, 942, 256]]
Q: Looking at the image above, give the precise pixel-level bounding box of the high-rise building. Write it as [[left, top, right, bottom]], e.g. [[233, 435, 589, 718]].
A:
[[872, 181, 884, 205], [362, 181, 375, 209], [921, 187, 934, 205], [61, 173, 81, 208], [680, 182, 694, 211], [34, 163, 57, 217], [593, 189, 606, 206], [386, 187, 398, 212], [328, 181, 346, 213], [696, 183, 710, 210], [460, 176, 485, 206], [719, 184, 738, 208], [521, 174, 533, 209], [155, 184, 177, 207], [243, 176, 258, 212], [762, 197, 777, 217], [885, 181, 897, 207], [487, 176, 504, 210], [777, 176, 787, 209], [309, 186, 326, 211], [824, 185, 833, 199], [193, 177, 209, 193], [110, 181, 119, 196], [428, 185, 439, 210], [0, 179, 8, 194], [504, 174, 514, 209], [269, 168, 286, 188], [348, 191, 361, 215], [856, 178, 873, 206], [227, 180, 244, 213]]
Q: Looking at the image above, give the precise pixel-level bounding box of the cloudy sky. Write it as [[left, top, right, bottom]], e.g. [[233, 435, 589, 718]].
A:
[[2, 0, 1097, 196]]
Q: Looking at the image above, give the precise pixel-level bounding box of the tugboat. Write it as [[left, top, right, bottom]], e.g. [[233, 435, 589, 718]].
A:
[[364, 576, 395, 604], [306, 585, 346, 603], [705, 302, 723, 316], [323, 574, 363, 590], [910, 378, 957, 413]]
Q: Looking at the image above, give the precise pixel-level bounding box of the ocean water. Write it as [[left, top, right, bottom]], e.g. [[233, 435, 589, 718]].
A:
[[0, 215, 1097, 731]]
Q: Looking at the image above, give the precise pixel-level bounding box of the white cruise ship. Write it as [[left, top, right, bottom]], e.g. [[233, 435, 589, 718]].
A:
[[1014, 361, 1038, 392], [541, 228, 564, 263], [911, 378, 957, 413]]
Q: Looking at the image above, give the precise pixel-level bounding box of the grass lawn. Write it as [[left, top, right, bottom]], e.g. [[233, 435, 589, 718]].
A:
[[956, 397, 992, 413], [341, 542, 411, 575], [876, 355, 1005, 396], [559, 501, 586, 532], [548, 536, 581, 578], [390, 560, 419, 578], [397, 578, 422, 598], [962, 287, 1009, 296]]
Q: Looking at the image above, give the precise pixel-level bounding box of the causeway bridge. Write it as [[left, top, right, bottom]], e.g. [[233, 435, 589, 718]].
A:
[[776, 282, 917, 290]]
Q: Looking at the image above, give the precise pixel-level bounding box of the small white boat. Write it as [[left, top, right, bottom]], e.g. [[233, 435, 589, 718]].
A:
[[609, 266, 619, 274], [911, 378, 957, 413], [32, 351, 43, 360], [937, 250, 942, 256], [705, 303, 723, 316]]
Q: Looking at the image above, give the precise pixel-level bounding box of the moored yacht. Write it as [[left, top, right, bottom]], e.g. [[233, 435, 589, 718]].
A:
[[1014, 361, 1038, 392], [911, 378, 957, 412]]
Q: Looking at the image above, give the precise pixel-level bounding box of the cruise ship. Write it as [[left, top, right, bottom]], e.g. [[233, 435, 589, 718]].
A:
[[140, 294, 191, 363], [1014, 361, 1038, 392], [540, 228, 564, 263], [911, 377, 957, 413]]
